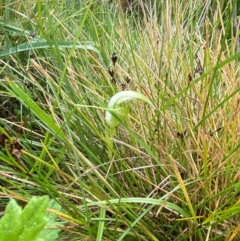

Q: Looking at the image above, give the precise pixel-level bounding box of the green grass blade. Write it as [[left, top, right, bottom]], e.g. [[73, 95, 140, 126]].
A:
[[0, 41, 99, 57], [5, 76, 67, 142]]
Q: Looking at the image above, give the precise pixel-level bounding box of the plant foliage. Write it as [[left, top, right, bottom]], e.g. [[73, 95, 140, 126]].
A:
[[0, 196, 62, 241]]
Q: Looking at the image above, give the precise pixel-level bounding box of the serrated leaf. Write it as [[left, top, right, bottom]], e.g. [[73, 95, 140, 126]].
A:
[[38, 200, 63, 241], [19, 196, 49, 240], [0, 196, 49, 241], [0, 199, 22, 241]]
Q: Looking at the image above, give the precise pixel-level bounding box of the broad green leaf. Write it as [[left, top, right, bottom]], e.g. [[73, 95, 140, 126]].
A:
[[0, 199, 22, 241], [38, 200, 63, 241], [18, 196, 49, 241], [0, 196, 49, 241]]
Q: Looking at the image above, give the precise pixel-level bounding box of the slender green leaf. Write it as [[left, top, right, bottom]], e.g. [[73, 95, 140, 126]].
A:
[[5, 76, 67, 142], [0, 41, 100, 57]]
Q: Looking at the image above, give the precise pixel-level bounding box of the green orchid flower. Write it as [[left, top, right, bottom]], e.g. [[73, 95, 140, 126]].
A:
[[105, 90, 154, 128], [105, 91, 154, 159]]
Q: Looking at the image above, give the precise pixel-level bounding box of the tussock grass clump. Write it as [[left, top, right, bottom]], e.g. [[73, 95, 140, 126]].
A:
[[0, 0, 239, 240]]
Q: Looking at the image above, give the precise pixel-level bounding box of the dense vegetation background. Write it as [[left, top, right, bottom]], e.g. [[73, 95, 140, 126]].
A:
[[0, 0, 239, 240]]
